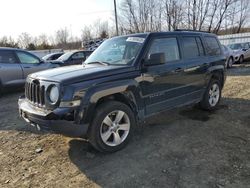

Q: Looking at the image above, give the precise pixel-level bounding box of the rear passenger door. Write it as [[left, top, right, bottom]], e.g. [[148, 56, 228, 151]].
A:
[[0, 50, 24, 87], [180, 36, 208, 98]]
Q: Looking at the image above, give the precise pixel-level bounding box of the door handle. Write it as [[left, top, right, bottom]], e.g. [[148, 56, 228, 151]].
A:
[[174, 68, 183, 72], [24, 67, 31, 68]]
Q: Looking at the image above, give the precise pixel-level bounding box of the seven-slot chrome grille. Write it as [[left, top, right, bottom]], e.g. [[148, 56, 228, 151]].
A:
[[25, 80, 45, 106]]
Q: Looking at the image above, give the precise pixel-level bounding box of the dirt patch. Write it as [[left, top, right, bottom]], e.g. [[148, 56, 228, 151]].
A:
[[0, 64, 250, 188]]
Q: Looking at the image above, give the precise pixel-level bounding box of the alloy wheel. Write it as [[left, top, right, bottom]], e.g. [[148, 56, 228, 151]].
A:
[[100, 110, 130, 147], [208, 83, 220, 107]]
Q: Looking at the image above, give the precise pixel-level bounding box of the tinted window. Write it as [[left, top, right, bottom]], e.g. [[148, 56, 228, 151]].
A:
[[16, 51, 40, 64], [72, 52, 85, 59], [205, 37, 221, 56], [147, 37, 180, 63], [0, 50, 18, 64], [85, 51, 92, 58], [182, 37, 200, 59], [53, 53, 63, 59], [196, 37, 205, 56]]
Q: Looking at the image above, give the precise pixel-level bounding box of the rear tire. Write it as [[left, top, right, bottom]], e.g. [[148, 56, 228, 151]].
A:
[[88, 101, 136, 153], [200, 79, 222, 111]]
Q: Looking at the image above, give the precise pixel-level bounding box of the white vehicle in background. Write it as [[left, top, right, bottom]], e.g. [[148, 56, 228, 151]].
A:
[[228, 42, 250, 63], [222, 45, 235, 68]]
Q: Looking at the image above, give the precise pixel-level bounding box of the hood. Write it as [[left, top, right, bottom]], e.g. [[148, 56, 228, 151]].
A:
[[29, 64, 135, 85], [233, 49, 243, 53], [232, 49, 244, 57]]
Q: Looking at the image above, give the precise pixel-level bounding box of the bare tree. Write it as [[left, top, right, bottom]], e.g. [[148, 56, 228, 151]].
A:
[[0, 36, 19, 48], [18, 32, 33, 49], [236, 0, 249, 33], [165, 0, 184, 31], [81, 26, 93, 41], [55, 27, 69, 45]]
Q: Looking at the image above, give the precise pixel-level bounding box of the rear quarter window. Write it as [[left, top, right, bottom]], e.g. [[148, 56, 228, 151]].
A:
[[205, 36, 221, 56]]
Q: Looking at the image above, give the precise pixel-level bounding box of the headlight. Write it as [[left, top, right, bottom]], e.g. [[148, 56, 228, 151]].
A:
[[49, 85, 59, 103]]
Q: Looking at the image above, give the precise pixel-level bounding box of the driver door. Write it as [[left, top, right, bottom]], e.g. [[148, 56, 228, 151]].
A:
[[141, 37, 189, 115]]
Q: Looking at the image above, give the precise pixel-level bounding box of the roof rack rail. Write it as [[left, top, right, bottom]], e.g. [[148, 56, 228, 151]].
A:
[[174, 29, 210, 33]]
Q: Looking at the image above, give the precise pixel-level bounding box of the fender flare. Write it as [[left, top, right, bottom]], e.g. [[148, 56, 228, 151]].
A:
[[206, 65, 225, 86], [78, 79, 143, 124]]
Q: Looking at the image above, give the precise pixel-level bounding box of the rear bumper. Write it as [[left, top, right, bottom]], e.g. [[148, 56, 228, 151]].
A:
[[18, 96, 89, 138]]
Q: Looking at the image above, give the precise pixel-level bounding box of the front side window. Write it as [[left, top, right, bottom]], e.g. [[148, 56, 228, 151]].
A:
[[147, 37, 180, 63], [85, 35, 146, 65], [72, 52, 85, 59], [205, 37, 221, 56], [16, 51, 40, 64], [0, 50, 18, 64]]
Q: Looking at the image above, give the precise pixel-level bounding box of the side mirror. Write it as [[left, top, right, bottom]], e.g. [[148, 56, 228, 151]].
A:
[[242, 48, 248, 51], [144, 53, 165, 66]]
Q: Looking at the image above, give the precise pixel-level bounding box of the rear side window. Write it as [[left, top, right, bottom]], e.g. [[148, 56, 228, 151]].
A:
[[147, 37, 180, 63], [196, 37, 205, 56], [182, 37, 204, 59], [205, 37, 221, 56], [0, 50, 18, 64]]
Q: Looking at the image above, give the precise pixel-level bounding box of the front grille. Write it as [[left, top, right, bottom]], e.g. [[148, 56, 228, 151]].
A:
[[25, 80, 45, 106]]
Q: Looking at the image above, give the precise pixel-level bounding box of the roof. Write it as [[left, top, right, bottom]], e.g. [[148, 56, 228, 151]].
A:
[[113, 31, 216, 39]]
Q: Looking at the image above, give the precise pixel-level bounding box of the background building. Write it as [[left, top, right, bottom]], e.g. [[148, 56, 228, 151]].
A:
[[218, 32, 250, 45]]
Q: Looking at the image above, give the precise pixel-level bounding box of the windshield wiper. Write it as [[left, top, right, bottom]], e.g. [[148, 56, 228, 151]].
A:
[[86, 61, 110, 66]]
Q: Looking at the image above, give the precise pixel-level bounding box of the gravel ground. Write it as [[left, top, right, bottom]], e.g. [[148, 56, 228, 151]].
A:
[[0, 64, 250, 188]]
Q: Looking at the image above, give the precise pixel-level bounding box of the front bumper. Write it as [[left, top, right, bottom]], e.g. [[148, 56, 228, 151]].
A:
[[18, 96, 89, 138]]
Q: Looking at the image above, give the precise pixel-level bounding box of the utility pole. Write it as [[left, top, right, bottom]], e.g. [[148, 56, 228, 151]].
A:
[[114, 0, 119, 36]]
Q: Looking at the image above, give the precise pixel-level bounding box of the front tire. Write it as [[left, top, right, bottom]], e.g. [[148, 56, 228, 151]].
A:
[[239, 55, 244, 64], [200, 79, 222, 110], [89, 101, 136, 153], [227, 57, 234, 68]]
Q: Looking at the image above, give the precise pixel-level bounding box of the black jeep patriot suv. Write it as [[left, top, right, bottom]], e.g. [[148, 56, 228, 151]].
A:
[[19, 31, 226, 152]]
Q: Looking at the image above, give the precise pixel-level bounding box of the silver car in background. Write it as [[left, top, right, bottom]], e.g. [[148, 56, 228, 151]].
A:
[[228, 42, 250, 63], [0, 47, 59, 94], [222, 45, 235, 68]]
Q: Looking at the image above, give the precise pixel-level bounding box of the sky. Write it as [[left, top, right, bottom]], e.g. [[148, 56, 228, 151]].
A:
[[0, 0, 115, 39]]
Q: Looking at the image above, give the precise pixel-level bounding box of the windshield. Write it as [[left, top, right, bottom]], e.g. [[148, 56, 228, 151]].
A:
[[57, 52, 73, 61], [85, 36, 146, 65], [228, 43, 243, 50]]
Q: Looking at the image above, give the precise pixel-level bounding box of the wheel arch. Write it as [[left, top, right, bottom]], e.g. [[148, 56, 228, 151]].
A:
[[210, 69, 225, 87], [79, 80, 142, 125]]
